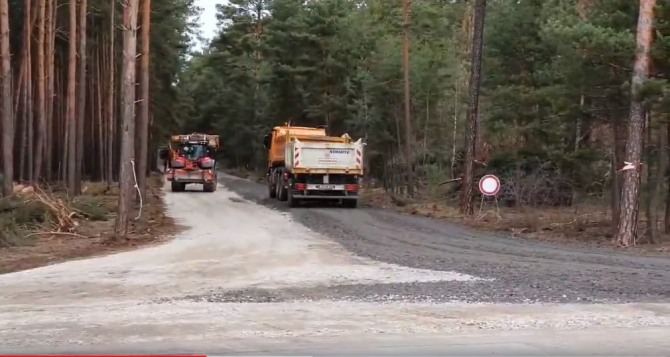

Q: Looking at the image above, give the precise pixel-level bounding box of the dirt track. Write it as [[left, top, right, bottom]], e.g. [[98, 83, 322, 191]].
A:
[[221, 174, 670, 304], [0, 175, 668, 353]]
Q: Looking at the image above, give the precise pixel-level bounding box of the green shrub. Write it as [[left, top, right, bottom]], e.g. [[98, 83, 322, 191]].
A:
[[72, 196, 112, 221]]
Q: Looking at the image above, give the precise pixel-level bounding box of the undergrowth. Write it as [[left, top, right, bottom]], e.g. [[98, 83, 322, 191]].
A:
[[0, 182, 117, 248]]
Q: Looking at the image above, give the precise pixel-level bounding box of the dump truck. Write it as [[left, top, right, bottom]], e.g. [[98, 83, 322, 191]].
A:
[[263, 123, 364, 208], [160, 133, 219, 192]]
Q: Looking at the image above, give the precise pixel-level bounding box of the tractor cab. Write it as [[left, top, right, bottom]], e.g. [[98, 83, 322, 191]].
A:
[[178, 143, 209, 161]]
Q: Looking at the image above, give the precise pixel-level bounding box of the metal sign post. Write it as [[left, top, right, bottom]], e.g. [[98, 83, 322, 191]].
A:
[[476, 174, 501, 221]]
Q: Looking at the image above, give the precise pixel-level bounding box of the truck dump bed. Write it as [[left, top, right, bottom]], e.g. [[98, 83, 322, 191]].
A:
[[285, 137, 363, 175], [269, 126, 331, 165]]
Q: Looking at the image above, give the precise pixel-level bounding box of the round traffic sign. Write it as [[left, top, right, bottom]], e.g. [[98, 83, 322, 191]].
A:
[[478, 174, 500, 196]]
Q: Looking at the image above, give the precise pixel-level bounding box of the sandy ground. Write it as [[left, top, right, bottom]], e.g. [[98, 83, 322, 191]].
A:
[[0, 179, 669, 353]]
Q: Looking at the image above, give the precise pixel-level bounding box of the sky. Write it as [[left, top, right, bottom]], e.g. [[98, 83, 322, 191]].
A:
[[195, 0, 229, 47]]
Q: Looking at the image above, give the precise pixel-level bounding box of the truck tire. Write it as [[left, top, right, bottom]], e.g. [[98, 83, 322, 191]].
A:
[[342, 199, 358, 208], [268, 173, 277, 198], [275, 175, 281, 200], [278, 177, 288, 201], [203, 182, 216, 192], [287, 188, 300, 208], [171, 182, 184, 192]]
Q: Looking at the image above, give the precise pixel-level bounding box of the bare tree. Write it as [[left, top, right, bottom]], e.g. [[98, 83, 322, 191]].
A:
[[106, 0, 115, 186], [75, 0, 88, 194], [15, 0, 35, 182], [115, 0, 140, 238], [402, 0, 413, 196], [614, 0, 657, 247], [136, 0, 151, 202], [0, 0, 12, 196], [45, 0, 56, 181], [65, 0, 77, 194], [460, 0, 486, 215], [34, 0, 47, 181]]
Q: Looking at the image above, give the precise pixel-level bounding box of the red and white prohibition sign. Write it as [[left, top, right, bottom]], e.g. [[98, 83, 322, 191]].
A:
[[478, 174, 501, 197]]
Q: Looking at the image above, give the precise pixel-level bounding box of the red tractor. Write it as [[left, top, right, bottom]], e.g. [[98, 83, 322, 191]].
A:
[[160, 133, 219, 192]]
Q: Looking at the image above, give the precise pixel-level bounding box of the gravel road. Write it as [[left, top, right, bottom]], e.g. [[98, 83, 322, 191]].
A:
[[0, 176, 669, 353], [220, 174, 670, 304]]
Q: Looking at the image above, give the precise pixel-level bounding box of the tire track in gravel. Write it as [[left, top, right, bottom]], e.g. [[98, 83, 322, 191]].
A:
[[220, 174, 670, 304]]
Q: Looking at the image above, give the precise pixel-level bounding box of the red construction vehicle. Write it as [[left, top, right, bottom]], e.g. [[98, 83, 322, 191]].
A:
[[160, 133, 219, 192]]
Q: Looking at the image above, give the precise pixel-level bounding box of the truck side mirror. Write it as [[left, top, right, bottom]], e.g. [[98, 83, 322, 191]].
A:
[[263, 134, 270, 149]]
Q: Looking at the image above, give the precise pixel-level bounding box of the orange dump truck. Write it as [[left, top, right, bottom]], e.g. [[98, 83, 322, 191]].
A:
[[160, 133, 219, 192], [263, 124, 364, 208]]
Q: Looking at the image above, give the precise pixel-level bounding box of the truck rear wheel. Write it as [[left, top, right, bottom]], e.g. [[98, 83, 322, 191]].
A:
[[268, 176, 276, 198], [278, 177, 288, 201], [274, 176, 281, 199], [287, 188, 300, 208], [342, 199, 358, 208]]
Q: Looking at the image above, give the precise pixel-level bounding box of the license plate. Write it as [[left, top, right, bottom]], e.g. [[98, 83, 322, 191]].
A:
[[315, 184, 336, 190]]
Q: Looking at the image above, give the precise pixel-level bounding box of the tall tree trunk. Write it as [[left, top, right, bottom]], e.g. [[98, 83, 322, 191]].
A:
[[107, 0, 115, 186], [57, 62, 66, 181], [115, 0, 140, 238], [66, 0, 77, 194], [643, 111, 658, 243], [45, 0, 56, 181], [136, 0, 151, 204], [657, 121, 668, 241], [614, 0, 657, 247], [647, 114, 666, 243], [665, 120, 670, 233], [26, 0, 34, 183], [18, 0, 33, 182], [252, 2, 263, 126], [75, 0, 88, 193], [401, 0, 413, 196], [460, 0, 487, 215], [96, 44, 104, 180], [34, 0, 47, 182], [0, 0, 12, 195], [611, 120, 623, 225]]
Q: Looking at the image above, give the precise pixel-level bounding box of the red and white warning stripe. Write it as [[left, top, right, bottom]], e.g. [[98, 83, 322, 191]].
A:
[[294, 147, 300, 166]]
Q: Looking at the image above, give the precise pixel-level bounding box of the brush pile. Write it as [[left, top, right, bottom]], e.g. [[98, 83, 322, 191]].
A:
[[1, 183, 113, 246]]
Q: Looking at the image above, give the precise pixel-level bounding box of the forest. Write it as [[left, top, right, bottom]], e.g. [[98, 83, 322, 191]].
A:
[[1, 0, 670, 256], [178, 0, 670, 248], [0, 0, 194, 268]]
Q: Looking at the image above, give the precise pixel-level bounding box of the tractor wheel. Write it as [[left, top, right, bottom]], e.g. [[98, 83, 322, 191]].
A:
[[203, 182, 216, 192]]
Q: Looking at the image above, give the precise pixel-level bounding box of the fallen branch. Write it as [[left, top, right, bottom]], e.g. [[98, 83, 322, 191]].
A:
[[29, 186, 78, 232], [439, 178, 462, 186], [24, 231, 88, 239]]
